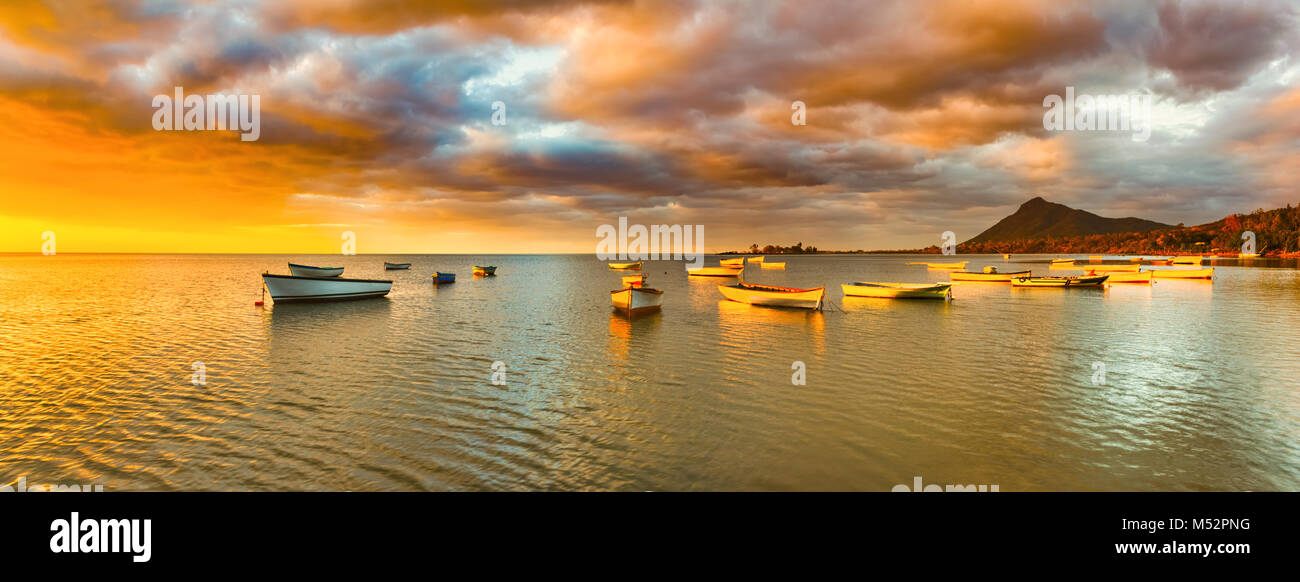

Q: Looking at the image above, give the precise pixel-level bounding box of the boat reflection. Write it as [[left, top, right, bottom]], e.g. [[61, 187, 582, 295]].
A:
[[716, 299, 825, 356], [607, 310, 663, 364]]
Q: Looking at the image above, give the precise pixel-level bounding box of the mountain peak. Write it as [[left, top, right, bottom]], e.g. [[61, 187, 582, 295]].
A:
[[964, 198, 1171, 245]]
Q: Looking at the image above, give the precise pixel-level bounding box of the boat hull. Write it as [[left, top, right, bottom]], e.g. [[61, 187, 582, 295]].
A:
[[718, 283, 824, 309], [1152, 267, 1214, 279], [433, 272, 456, 284], [263, 274, 392, 303], [719, 258, 745, 267], [688, 267, 743, 277], [842, 282, 952, 299], [1011, 275, 1108, 288], [1171, 257, 1204, 265], [948, 270, 1030, 282], [760, 262, 786, 269], [611, 287, 663, 314], [287, 263, 344, 277], [747, 256, 765, 263], [384, 262, 411, 270], [1105, 271, 1153, 284], [608, 262, 642, 270], [473, 266, 497, 276]]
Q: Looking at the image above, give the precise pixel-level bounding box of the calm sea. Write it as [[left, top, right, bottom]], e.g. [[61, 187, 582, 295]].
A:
[[2, 253, 1299, 491]]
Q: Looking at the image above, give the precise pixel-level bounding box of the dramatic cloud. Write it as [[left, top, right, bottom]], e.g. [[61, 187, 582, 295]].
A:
[[0, 0, 1297, 252]]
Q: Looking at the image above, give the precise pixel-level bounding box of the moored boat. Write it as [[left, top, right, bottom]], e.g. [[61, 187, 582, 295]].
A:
[[1151, 267, 1214, 279], [384, 262, 412, 270], [842, 282, 952, 300], [1011, 275, 1109, 288], [1101, 271, 1153, 284], [473, 265, 497, 276], [688, 266, 743, 277], [718, 282, 824, 309], [287, 262, 344, 277], [1171, 256, 1204, 265], [760, 262, 786, 269], [433, 272, 456, 284], [719, 257, 745, 267], [1088, 255, 1103, 261], [748, 256, 765, 263], [1050, 258, 1075, 263], [611, 286, 664, 314], [621, 274, 647, 288], [949, 267, 1031, 282], [608, 262, 642, 270], [262, 273, 392, 303]]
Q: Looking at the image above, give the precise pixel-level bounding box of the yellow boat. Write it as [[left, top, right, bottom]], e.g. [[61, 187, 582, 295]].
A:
[[747, 256, 765, 263], [717, 282, 825, 310], [473, 265, 497, 276], [905, 261, 968, 270], [842, 282, 952, 300], [1011, 275, 1108, 287], [1152, 267, 1214, 279], [760, 262, 786, 269], [1171, 256, 1204, 265], [949, 267, 1030, 282], [1238, 253, 1260, 258], [688, 266, 743, 277], [1083, 264, 1140, 272], [1049, 261, 1078, 270], [1129, 256, 1145, 262], [1088, 255, 1103, 261], [1050, 258, 1075, 263], [608, 261, 642, 270], [719, 257, 745, 267], [1104, 271, 1153, 284], [1002, 253, 1011, 260]]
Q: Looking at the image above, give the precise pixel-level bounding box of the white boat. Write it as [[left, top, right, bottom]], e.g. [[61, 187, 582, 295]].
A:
[[262, 274, 392, 303], [288, 262, 344, 277], [611, 286, 663, 314], [688, 266, 744, 277], [717, 282, 825, 310]]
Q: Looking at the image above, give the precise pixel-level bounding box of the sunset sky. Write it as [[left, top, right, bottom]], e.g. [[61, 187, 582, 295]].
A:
[[1, 0, 1298, 253]]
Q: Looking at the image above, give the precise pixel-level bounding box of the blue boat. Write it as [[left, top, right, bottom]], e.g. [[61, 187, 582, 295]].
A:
[[433, 272, 456, 284]]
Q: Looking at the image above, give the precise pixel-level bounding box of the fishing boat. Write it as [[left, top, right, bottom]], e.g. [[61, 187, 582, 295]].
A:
[[1101, 271, 1153, 284], [433, 272, 456, 284], [1049, 260, 1078, 270], [719, 257, 745, 267], [1002, 253, 1011, 260], [906, 261, 968, 270], [473, 265, 497, 276], [948, 267, 1030, 282], [718, 282, 824, 310], [1129, 256, 1145, 262], [608, 262, 642, 270], [1238, 253, 1260, 259], [1011, 275, 1109, 288], [621, 274, 647, 288], [842, 282, 952, 300], [1151, 267, 1214, 279], [287, 262, 344, 277], [262, 273, 392, 303], [611, 285, 664, 314], [748, 256, 765, 263], [688, 266, 743, 277], [384, 262, 411, 270], [1171, 256, 1204, 265], [760, 262, 786, 269], [1083, 264, 1140, 272], [1050, 258, 1075, 264]]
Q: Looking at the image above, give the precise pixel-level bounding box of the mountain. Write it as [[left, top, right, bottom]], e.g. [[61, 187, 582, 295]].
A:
[[963, 197, 1172, 245]]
